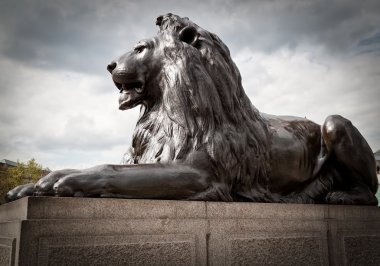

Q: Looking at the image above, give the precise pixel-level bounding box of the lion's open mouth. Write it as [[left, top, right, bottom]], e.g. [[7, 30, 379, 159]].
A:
[[114, 81, 144, 94], [116, 80, 145, 110]]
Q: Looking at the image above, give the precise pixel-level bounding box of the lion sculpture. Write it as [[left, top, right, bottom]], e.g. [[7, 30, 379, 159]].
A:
[[7, 13, 378, 205]]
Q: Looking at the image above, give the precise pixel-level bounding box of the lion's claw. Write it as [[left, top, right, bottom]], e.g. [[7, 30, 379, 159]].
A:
[[5, 183, 35, 202], [53, 178, 75, 197], [33, 169, 81, 196]]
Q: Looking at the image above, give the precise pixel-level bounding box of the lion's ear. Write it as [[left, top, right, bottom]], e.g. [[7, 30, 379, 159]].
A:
[[179, 26, 199, 46], [156, 15, 163, 26]]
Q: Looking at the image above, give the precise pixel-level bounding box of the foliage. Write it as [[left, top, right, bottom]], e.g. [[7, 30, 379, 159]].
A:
[[0, 159, 49, 204]]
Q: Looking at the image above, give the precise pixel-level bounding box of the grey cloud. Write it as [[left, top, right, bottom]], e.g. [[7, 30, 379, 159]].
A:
[[1, 0, 379, 168], [194, 1, 380, 56], [2, 0, 379, 75], [0, 0, 155, 74], [0, 0, 222, 74], [355, 31, 380, 56], [358, 31, 380, 46]]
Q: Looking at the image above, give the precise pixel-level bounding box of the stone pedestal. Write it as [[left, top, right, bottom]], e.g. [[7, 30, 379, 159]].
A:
[[1, 197, 380, 266]]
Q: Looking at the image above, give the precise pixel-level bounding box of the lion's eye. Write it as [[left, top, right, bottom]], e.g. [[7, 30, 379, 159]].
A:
[[134, 44, 147, 53]]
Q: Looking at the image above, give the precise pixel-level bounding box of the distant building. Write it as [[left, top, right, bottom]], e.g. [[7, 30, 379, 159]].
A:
[[0, 159, 17, 173], [0, 159, 51, 181]]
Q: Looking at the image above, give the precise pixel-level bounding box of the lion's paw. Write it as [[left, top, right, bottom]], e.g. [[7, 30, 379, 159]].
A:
[[6, 183, 35, 202], [52, 176, 77, 197], [325, 191, 355, 205], [34, 169, 80, 196]]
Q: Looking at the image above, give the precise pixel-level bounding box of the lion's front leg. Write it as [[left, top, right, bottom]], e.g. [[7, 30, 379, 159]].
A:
[[51, 164, 214, 200]]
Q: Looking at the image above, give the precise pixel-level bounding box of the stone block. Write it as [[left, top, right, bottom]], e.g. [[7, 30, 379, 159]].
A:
[[37, 234, 196, 266], [0, 237, 16, 266], [1, 197, 380, 265]]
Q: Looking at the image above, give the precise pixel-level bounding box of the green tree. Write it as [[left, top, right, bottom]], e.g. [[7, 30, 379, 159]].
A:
[[0, 159, 49, 204]]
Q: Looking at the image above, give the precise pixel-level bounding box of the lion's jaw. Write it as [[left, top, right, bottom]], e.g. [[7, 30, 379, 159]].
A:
[[118, 83, 145, 110], [110, 62, 145, 110]]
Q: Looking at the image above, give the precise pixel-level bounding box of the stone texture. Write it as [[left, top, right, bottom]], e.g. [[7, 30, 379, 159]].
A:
[[0, 238, 15, 266], [328, 219, 380, 266], [229, 236, 321, 266], [0, 197, 206, 221], [206, 201, 326, 220], [38, 235, 195, 266], [0, 199, 28, 222], [208, 218, 329, 266], [1, 197, 380, 266], [19, 218, 206, 265], [344, 236, 380, 266]]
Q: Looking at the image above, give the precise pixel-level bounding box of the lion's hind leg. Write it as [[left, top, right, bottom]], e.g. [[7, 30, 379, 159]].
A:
[[278, 170, 335, 204], [321, 115, 378, 205], [325, 185, 378, 205]]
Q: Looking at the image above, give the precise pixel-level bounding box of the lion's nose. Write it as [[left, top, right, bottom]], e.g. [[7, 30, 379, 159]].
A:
[[107, 61, 117, 74]]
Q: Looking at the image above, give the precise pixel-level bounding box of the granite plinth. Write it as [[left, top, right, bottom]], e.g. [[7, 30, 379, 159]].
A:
[[1, 197, 380, 266]]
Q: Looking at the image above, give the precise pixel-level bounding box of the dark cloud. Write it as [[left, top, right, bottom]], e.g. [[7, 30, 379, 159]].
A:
[[355, 31, 380, 56], [0, 0, 228, 74], [1, 0, 379, 76], [0, 0, 156, 74], [0, 0, 379, 168], [208, 1, 380, 56]]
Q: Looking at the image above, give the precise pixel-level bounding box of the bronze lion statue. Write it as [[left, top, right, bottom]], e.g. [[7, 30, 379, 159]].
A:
[[7, 13, 378, 205]]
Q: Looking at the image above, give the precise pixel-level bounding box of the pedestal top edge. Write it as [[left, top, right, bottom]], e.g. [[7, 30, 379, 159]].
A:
[[0, 197, 379, 222]]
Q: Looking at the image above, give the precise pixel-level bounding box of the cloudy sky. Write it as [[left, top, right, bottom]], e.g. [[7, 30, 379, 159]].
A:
[[0, 0, 379, 170]]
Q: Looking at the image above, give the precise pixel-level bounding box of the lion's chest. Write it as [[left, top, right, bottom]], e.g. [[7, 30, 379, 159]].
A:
[[131, 117, 189, 164]]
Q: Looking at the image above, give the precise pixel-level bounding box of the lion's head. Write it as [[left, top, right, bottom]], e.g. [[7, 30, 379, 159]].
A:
[[108, 14, 270, 199]]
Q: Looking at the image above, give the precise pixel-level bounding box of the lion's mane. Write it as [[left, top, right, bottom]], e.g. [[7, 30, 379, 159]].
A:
[[124, 14, 272, 201]]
